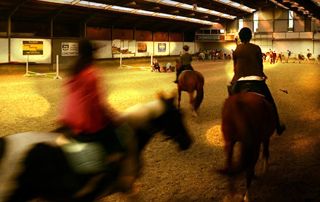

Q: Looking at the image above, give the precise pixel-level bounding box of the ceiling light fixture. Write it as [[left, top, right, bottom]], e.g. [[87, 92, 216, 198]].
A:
[[37, 0, 216, 25], [212, 0, 256, 13], [270, 0, 289, 9], [144, 0, 236, 19]]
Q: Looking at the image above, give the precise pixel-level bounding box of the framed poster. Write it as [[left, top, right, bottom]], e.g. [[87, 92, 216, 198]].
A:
[[23, 41, 43, 55], [112, 40, 135, 54], [158, 43, 166, 52], [137, 42, 147, 53], [61, 42, 78, 56]]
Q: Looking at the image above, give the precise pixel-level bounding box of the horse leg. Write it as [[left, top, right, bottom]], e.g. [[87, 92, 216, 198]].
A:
[[6, 184, 37, 202], [243, 143, 260, 202], [178, 89, 182, 109], [219, 140, 235, 175], [188, 92, 197, 117], [262, 138, 270, 173]]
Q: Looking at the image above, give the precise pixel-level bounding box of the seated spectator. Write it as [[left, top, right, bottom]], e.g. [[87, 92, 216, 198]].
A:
[[151, 58, 160, 72], [165, 62, 175, 72], [198, 52, 205, 61], [307, 49, 312, 60]]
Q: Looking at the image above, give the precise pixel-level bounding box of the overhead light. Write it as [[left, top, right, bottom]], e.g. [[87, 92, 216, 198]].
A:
[[212, 0, 256, 13], [290, 2, 299, 7], [269, 0, 289, 9], [282, 0, 290, 3], [37, 0, 217, 25], [145, 0, 236, 19], [297, 6, 304, 11]]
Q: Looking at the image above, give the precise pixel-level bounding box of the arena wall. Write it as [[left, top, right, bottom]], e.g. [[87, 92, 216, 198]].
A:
[[0, 38, 8, 63]]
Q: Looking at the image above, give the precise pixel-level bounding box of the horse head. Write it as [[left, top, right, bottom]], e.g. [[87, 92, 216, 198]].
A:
[[153, 93, 193, 150]]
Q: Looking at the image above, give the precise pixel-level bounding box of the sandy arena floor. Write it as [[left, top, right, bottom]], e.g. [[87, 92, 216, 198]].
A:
[[0, 59, 320, 202]]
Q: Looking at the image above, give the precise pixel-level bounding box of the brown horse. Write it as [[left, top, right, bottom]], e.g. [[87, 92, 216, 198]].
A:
[[177, 70, 204, 117], [220, 92, 277, 201]]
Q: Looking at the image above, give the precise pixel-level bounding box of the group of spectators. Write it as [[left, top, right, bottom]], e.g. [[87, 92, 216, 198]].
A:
[[263, 49, 319, 64], [151, 58, 176, 73], [197, 49, 232, 61]]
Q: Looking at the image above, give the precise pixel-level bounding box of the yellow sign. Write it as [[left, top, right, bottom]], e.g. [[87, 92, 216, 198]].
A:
[[23, 41, 43, 55]]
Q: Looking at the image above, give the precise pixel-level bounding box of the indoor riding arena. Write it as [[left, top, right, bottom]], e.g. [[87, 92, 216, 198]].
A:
[[1, 0, 320, 202]]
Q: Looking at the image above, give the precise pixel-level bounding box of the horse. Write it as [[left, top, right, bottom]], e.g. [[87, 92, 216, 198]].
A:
[[177, 70, 204, 117], [0, 93, 193, 202], [219, 92, 277, 201]]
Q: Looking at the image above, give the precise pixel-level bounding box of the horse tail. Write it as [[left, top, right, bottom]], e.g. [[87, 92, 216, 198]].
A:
[[0, 137, 6, 163], [194, 72, 204, 111], [222, 94, 260, 176]]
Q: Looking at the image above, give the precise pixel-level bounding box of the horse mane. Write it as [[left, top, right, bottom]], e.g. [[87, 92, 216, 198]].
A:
[[120, 100, 165, 129]]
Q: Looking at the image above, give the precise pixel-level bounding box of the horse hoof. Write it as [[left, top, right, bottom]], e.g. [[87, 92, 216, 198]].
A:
[[191, 111, 198, 117], [216, 168, 229, 175]]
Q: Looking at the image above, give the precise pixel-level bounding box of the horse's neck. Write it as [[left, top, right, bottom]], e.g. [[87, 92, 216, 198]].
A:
[[121, 100, 165, 150]]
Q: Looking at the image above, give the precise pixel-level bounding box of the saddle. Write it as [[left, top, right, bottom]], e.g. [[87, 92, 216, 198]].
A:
[[228, 80, 266, 98], [56, 123, 136, 175], [61, 140, 108, 174]]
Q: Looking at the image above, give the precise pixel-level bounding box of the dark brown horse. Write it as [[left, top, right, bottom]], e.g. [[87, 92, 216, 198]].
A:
[[220, 92, 277, 201], [177, 70, 204, 117]]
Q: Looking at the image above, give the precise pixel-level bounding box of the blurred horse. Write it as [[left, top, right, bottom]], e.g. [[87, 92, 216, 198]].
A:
[[219, 92, 276, 201], [177, 70, 204, 117], [0, 93, 192, 202]]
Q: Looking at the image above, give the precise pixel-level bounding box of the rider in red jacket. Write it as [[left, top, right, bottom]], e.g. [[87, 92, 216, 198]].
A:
[[58, 39, 125, 153]]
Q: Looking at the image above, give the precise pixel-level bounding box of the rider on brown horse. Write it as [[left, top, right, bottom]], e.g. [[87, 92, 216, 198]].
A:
[[229, 27, 285, 135], [174, 45, 194, 83]]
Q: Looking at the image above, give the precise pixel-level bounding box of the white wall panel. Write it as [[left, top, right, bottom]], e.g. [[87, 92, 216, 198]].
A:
[[273, 40, 313, 55], [314, 41, 320, 56], [0, 39, 8, 63], [169, 42, 183, 55], [92, 40, 112, 59]]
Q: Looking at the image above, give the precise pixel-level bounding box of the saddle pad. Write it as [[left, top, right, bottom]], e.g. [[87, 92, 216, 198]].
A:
[[61, 142, 107, 174]]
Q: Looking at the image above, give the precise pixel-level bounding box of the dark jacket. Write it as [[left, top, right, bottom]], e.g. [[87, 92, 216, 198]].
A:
[[232, 43, 265, 83]]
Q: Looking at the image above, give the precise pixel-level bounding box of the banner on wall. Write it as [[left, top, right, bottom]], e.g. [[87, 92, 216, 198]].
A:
[[158, 43, 166, 52], [137, 42, 147, 53], [61, 42, 78, 56], [112, 40, 135, 54], [23, 41, 43, 55]]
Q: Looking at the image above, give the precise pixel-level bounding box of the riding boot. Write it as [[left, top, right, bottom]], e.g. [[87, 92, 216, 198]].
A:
[[174, 69, 182, 83], [259, 83, 286, 136]]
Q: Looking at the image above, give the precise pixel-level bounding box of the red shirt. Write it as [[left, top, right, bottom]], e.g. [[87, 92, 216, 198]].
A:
[[59, 66, 114, 134]]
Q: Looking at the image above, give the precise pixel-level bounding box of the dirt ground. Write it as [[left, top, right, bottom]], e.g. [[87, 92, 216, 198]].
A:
[[0, 59, 320, 202]]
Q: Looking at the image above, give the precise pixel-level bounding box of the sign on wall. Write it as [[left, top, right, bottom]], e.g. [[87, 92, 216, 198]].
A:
[[61, 42, 78, 56], [112, 40, 135, 54], [137, 42, 147, 53], [158, 43, 166, 52], [23, 41, 43, 55]]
